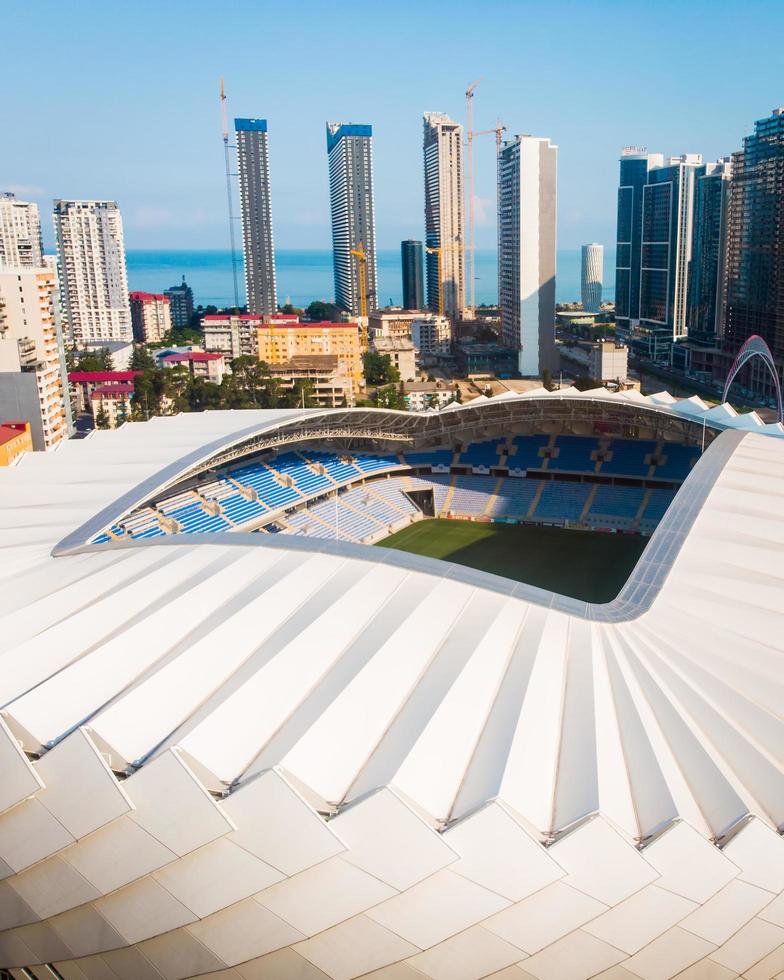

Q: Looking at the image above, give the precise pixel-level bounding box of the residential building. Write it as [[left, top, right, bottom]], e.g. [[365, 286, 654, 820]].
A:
[[256, 319, 364, 394], [164, 277, 194, 328], [637, 154, 703, 360], [369, 309, 425, 341], [371, 337, 418, 382], [0, 421, 33, 466], [0, 193, 43, 268], [423, 112, 465, 318], [497, 134, 558, 375], [92, 383, 134, 427], [725, 108, 784, 368], [411, 314, 452, 357], [267, 355, 354, 407], [581, 243, 603, 312], [202, 313, 263, 359], [401, 240, 424, 310], [403, 380, 456, 411], [589, 341, 628, 383], [80, 339, 134, 370], [162, 351, 226, 384], [53, 199, 131, 343], [615, 149, 664, 341], [326, 122, 378, 315], [687, 158, 733, 345], [130, 291, 172, 344], [235, 118, 277, 316], [68, 370, 140, 414], [456, 342, 518, 378], [0, 266, 70, 451]]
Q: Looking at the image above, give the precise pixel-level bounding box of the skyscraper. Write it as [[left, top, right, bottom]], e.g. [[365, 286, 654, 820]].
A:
[[0, 193, 43, 268], [637, 154, 702, 360], [164, 277, 195, 328], [423, 113, 465, 319], [581, 243, 603, 312], [235, 118, 277, 316], [687, 158, 732, 344], [401, 240, 424, 309], [725, 108, 784, 365], [53, 200, 131, 344], [326, 123, 378, 315], [615, 149, 664, 342], [497, 134, 558, 376]]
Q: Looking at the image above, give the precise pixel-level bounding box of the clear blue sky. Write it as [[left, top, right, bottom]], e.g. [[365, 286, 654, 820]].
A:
[[2, 0, 782, 253]]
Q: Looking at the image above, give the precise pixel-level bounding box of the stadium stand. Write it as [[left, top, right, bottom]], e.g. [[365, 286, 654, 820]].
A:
[[603, 439, 656, 477], [507, 434, 549, 471], [489, 478, 540, 519], [456, 440, 503, 470], [655, 443, 699, 480], [534, 481, 592, 523], [587, 485, 646, 528], [549, 435, 598, 473], [403, 449, 453, 469]]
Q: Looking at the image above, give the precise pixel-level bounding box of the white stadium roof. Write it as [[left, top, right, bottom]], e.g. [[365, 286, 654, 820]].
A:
[[1, 391, 783, 980]]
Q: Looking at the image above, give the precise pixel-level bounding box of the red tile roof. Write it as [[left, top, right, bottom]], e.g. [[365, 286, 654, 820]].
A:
[[91, 383, 135, 398], [129, 291, 169, 303], [163, 352, 223, 363], [0, 423, 29, 446], [69, 371, 140, 383], [259, 321, 358, 329], [202, 314, 265, 321]]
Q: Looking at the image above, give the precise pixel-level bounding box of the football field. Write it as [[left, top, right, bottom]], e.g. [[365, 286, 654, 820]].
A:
[[376, 519, 648, 603]]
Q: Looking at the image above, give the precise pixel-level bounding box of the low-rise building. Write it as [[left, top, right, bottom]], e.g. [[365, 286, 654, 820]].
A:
[[267, 355, 354, 407], [411, 315, 452, 357], [368, 309, 425, 341], [0, 421, 33, 466], [456, 342, 518, 378], [202, 313, 264, 359], [257, 320, 364, 396], [130, 291, 172, 344], [403, 380, 457, 412], [79, 339, 134, 371], [589, 341, 628, 383], [162, 351, 225, 384], [68, 370, 139, 414], [371, 337, 418, 382], [91, 383, 134, 427]]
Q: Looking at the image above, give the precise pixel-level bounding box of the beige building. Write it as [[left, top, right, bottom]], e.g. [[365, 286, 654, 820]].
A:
[[423, 112, 465, 318], [412, 314, 452, 356], [368, 309, 424, 341], [589, 341, 628, 383], [0, 266, 70, 450], [372, 336, 418, 382], [257, 320, 364, 394], [91, 383, 134, 428], [202, 313, 263, 359], [268, 355, 354, 407], [404, 380, 457, 411], [162, 351, 225, 384], [130, 292, 172, 344], [0, 193, 43, 268], [0, 420, 33, 466]]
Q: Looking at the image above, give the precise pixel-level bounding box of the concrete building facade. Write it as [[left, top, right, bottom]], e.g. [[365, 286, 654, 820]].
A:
[[326, 123, 378, 316], [130, 291, 172, 344], [164, 277, 194, 328], [411, 314, 453, 357], [235, 118, 277, 316], [0, 266, 70, 451], [0, 420, 33, 465], [589, 340, 629, 383], [498, 134, 558, 376], [580, 243, 603, 312], [256, 319, 364, 395], [371, 336, 418, 382], [0, 192, 43, 268], [162, 351, 226, 384], [202, 313, 262, 360], [267, 355, 354, 407], [53, 199, 131, 344], [423, 112, 465, 318]]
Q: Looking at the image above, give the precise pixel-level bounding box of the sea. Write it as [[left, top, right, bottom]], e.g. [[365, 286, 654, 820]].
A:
[[126, 248, 616, 310]]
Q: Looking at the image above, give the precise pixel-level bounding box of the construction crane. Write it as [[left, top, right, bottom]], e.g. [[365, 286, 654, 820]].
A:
[[350, 242, 368, 319], [219, 77, 241, 310], [465, 79, 482, 316]]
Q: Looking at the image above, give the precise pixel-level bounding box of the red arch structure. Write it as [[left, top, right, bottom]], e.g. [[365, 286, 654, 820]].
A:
[[723, 334, 783, 423]]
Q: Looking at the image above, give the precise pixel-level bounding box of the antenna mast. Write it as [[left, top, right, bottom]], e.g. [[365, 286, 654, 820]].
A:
[[220, 77, 241, 310]]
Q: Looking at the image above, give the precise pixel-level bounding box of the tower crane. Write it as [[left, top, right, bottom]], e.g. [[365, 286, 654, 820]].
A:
[[465, 79, 482, 316], [219, 78, 241, 310], [350, 242, 368, 319]]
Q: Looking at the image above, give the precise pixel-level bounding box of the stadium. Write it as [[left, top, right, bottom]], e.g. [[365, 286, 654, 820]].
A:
[[1, 387, 783, 980]]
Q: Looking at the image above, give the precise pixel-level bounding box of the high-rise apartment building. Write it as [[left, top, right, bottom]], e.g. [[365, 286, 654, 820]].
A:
[[725, 108, 784, 365], [423, 113, 465, 318], [130, 291, 172, 344], [53, 200, 131, 344], [0, 193, 43, 268], [164, 277, 194, 328], [580, 243, 603, 312], [326, 123, 378, 316], [235, 118, 277, 316], [401, 240, 424, 310], [687, 158, 733, 344], [497, 134, 558, 376], [637, 154, 702, 360], [615, 149, 664, 341], [0, 266, 71, 450]]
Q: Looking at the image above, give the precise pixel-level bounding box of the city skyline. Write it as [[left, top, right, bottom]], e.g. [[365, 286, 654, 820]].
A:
[[2, 0, 782, 256]]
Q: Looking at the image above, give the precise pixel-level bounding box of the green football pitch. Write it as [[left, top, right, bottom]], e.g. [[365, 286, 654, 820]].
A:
[[376, 519, 648, 604]]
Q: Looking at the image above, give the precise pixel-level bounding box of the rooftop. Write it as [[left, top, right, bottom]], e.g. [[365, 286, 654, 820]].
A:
[[0, 422, 29, 446], [129, 291, 168, 303], [162, 352, 223, 364], [91, 383, 135, 398], [69, 371, 140, 383]]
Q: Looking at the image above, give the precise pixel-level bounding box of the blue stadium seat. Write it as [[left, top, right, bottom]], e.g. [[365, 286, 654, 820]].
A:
[[535, 481, 591, 522], [603, 439, 656, 477], [549, 436, 599, 473], [509, 435, 549, 470], [654, 445, 699, 480]]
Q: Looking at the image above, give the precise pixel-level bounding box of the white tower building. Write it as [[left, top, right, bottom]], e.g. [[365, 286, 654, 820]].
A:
[[423, 112, 465, 319], [235, 118, 277, 317], [498, 134, 558, 376], [0, 193, 43, 268], [53, 200, 131, 344], [581, 243, 603, 312]]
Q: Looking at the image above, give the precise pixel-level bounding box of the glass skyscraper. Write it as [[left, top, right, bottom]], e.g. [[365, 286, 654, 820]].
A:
[[401, 240, 424, 310], [725, 108, 784, 365], [235, 118, 277, 317], [687, 159, 732, 345]]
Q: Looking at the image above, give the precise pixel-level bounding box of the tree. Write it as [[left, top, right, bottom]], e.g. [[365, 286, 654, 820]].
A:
[[164, 365, 192, 411], [130, 345, 156, 372], [363, 351, 400, 387], [288, 379, 317, 408], [279, 303, 304, 316], [94, 405, 110, 429], [374, 384, 406, 410], [572, 376, 603, 392], [306, 300, 341, 322], [542, 368, 555, 391]]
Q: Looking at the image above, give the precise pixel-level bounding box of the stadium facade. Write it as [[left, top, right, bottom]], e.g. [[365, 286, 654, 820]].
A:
[[1, 390, 783, 980]]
